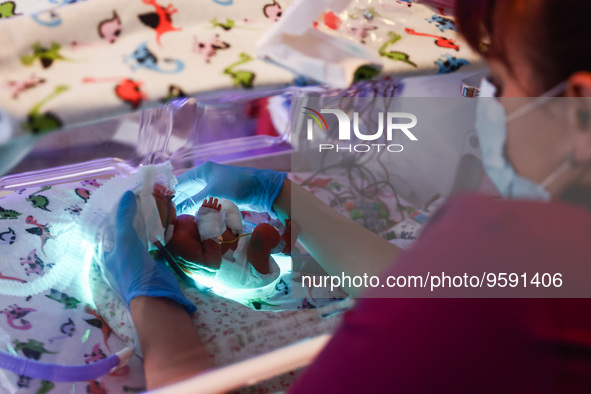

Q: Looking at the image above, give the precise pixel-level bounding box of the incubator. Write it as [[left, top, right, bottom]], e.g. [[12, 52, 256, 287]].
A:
[[0, 76, 488, 393], [0, 0, 489, 392]]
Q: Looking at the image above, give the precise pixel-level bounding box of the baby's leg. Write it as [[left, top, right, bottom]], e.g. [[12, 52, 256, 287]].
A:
[[247, 223, 280, 274], [166, 214, 222, 269]]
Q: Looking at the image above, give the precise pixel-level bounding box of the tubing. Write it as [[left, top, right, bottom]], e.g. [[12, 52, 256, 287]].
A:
[[0, 347, 132, 382]]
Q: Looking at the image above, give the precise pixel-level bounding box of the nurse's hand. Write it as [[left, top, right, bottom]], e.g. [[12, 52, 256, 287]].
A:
[[173, 161, 287, 217], [104, 191, 196, 314]]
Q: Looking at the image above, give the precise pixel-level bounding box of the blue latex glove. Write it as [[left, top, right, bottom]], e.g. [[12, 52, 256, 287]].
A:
[[104, 191, 196, 314], [174, 161, 287, 217]]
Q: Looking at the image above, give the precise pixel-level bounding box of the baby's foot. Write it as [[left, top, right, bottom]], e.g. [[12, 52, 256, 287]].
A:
[[247, 223, 280, 275]]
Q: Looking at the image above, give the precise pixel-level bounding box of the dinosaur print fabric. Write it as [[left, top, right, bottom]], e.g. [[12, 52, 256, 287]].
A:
[[0, 0, 479, 145], [0, 167, 435, 392], [0, 176, 355, 392], [0, 0, 296, 145], [0, 179, 147, 393]]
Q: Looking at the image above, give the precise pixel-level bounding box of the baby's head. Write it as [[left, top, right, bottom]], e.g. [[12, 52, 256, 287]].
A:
[[152, 183, 177, 229]]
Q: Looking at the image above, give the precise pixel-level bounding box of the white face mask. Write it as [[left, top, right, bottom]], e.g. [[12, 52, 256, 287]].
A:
[[475, 78, 571, 201]]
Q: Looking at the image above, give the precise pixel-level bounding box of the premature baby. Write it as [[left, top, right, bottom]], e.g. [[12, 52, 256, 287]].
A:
[[152, 185, 294, 289]]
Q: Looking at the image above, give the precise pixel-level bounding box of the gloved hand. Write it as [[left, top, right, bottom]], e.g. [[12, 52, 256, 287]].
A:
[[104, 191, 196, 314], [173, 161, 287, 217]]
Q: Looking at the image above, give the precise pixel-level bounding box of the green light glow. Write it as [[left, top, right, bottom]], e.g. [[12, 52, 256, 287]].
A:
[[77, 240, 97, 310], [187, 254, 292, 300], [81, 329, 91, 343], [6, 343, 17, 357]]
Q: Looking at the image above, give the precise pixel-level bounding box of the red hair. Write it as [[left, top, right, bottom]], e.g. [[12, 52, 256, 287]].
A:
[[454, 0, 591, 93]]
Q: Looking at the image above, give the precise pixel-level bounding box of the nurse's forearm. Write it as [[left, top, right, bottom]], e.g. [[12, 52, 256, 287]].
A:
[[273, 180, 401, 296], [130, 296, 213, 389]]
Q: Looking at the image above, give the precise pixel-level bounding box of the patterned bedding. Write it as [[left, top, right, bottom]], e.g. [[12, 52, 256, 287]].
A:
[[0, 0, 479, 143], [0, 169, 441, 392]]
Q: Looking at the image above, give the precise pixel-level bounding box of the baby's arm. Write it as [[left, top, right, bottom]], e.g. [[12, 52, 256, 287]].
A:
[[201, 197, 221, 211], [166, 199, 225, 269], [195, 197, 225, 241], [195, 198, 225, 269]]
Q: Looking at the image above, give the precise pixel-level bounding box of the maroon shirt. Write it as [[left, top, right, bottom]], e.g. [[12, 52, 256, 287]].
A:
[[291, 194, 591, 393]]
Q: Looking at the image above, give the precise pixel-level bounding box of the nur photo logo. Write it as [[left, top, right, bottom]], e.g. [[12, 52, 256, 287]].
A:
[[302, 107, 418, 153]]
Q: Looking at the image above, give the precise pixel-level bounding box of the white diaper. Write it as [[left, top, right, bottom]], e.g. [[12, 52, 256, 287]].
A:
[[215, 235, 280, 289]]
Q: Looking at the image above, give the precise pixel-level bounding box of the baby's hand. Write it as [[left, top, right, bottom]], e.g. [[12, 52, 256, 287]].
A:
[[201, 197, 221, 211]]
